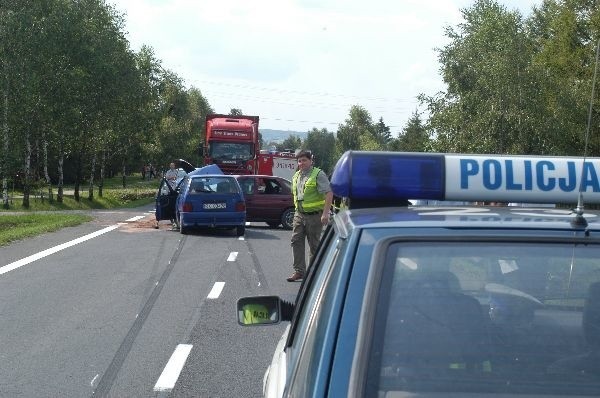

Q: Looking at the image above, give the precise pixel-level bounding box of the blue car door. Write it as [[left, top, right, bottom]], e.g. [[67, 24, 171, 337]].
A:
[[155, 178, 177, 221]]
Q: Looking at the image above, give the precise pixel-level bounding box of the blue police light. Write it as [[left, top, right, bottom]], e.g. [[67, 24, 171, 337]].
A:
[[330, 151, 600, 207], [331, 151, 445, 207]]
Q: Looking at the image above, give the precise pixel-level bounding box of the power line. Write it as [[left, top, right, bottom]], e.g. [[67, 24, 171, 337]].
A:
[[204, 90, 412, 113], [189, 78, 414, 103], [259, 117, 401, 129]]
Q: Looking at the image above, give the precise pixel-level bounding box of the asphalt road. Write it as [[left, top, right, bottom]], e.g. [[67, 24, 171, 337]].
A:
[[0, 205, 300, 397]]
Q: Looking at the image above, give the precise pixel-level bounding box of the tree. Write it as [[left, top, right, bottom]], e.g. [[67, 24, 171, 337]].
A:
[[304, 128, 335, 174], [373, 117, 392, 148], [390, 111, 431, 152], [279, 135, 303, 152], [420, 0, 544, 154], [229, 108, 243, 116], [527, 0, 600, 156], [336, 105, 376, 155]]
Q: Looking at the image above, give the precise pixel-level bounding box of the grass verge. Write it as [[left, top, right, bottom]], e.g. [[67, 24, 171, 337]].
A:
[[0, 213, 93, 247], [0, 176, 158, 246], [1, 177, 158, 212]]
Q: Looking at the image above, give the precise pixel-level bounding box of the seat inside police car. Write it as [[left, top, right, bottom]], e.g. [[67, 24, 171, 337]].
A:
[[547, 282, 600, 378], [384, 271, 490, 374]]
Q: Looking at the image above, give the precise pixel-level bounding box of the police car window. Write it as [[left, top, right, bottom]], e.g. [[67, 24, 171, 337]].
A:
[[287, 231, 343, 396], [366, 241, 600, 397]]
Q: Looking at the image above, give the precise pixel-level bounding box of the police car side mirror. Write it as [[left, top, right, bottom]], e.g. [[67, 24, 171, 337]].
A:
[[237, 296, 295, 326]]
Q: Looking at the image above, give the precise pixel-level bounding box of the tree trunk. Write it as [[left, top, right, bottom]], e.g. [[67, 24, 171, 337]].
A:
[[99, 148, 105, 197], [22, 133, 31, 208], [122, 158, 126, 188], [74, 154, 81, 202], [2, 71, 8, 209], [88, 152, 96, 200], [57, 152, 64, 203], [42, 130, 53, 202]]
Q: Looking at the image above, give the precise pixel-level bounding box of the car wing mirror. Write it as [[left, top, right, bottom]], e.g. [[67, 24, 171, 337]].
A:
[[237, 296, 295, 326]]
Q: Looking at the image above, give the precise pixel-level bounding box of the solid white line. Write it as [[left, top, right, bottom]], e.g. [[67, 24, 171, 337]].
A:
[[0, 225, 121, 276], [207, 282, 225, 299], [227, 252, 238, 262], [125, 215, 146, 222], [153, 344, 193, 391], [245, 222, 250, 226]]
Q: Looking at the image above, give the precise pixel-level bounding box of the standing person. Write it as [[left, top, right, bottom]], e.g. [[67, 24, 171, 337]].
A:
[[165, 162, 179, 188], [164, 162, 180, 229], [287, 150, 333, 282]]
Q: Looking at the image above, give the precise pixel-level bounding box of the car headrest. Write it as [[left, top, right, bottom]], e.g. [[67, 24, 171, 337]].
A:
[[583, 281, 600, 348]]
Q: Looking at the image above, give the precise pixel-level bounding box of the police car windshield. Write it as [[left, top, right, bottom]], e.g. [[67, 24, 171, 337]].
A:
[[367, 241, 600, 396]]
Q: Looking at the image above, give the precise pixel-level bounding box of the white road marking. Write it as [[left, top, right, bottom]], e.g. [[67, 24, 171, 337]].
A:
[[153, 344, 193, 392], [0, 225, 121, 276], [90, 374, 99, 387], [245, 222, 250, 226], [238, 236, 244, 241], [125, 215, 146, 222], [207, 282, 225, 299], [227, 252, 238, 262]]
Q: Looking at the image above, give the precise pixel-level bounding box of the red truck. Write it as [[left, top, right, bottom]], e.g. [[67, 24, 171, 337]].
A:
[[257, 149, 297, 181], [204, 114, 260, 174], [205, 114, 299, 180]]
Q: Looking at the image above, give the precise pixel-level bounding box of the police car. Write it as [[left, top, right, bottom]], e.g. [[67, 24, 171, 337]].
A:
[[237, 151, 600, 397]]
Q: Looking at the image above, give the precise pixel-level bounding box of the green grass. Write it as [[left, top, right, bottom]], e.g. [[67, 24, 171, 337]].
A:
[[0, 213, 93, 246], [1, 176, 158, 212], [0, 175, 159, 246]]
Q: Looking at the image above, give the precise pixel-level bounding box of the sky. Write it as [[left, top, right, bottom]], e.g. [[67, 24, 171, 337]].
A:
[[108, 0, 541, 135]]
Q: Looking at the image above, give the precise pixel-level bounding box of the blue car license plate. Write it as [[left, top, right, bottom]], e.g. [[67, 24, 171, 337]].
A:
[[203, 202, 226, 210]]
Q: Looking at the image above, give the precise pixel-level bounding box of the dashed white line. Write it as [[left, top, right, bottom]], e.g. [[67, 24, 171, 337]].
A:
[[90, 374, 99, 387], [0, 225, 121, 276], [125, 215, 146, 222], [207, 282, 225, 299], [238, 236, 244, 241], [153, 344, 193, 392], [227, 252, 238, 262]]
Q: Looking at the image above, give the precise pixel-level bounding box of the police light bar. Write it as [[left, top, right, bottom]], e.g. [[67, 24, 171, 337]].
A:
[[330, 151, 600, 206]]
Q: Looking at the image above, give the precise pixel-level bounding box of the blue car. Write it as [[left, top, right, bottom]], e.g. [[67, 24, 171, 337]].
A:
[[176, 174, 246, 235], [237, 151, 600, 397], [155, 164, 246, 236]]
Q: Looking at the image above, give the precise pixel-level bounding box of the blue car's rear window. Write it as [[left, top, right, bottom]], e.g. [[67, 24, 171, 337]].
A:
[[188, 176, 240, 194]]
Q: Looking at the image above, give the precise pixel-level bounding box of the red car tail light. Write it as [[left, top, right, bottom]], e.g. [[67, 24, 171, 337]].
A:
[[183, 202, 193, 212], [236, 201, 246, 212]]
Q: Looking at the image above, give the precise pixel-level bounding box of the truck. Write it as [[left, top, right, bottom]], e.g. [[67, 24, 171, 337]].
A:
[[204, 114, 260, 175], [204, 114, 299, 180], [257, 149, 297, 181]]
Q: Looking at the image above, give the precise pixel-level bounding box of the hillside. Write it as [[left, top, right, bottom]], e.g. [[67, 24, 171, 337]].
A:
[[260, 128, 308, 144]]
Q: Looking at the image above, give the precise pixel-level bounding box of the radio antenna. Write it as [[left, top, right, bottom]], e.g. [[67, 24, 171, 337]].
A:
[[573, 38, 600, 227]]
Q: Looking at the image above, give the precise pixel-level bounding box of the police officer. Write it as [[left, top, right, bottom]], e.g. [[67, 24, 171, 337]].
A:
[[287, 150, 333, 282]]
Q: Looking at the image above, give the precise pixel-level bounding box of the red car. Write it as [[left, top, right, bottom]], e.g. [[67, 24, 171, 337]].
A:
[[234, 175, 294, 229]]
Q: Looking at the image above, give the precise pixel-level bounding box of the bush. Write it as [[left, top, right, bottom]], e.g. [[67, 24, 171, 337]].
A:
[[109, 188, 156, 202]]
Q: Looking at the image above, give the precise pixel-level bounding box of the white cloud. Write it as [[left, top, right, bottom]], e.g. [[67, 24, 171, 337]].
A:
[[108, 0, 541, 132]]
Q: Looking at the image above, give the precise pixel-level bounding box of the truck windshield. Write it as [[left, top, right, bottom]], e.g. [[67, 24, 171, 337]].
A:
[[209, 142, 253, 161], [367, 241, 600, 397]]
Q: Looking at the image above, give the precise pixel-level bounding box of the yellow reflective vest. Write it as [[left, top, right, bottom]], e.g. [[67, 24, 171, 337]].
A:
[[292, 167, 325, 213]]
